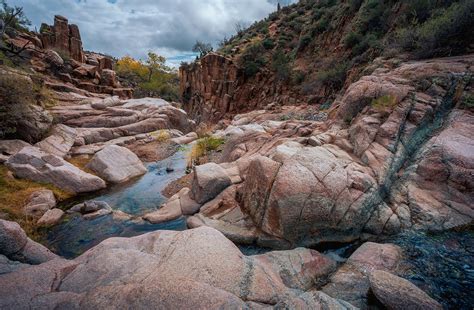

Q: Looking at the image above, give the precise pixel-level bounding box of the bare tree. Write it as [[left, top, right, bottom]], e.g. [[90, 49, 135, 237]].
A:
[[234, 21, 247, 36], [0, 1, 31, 55], [192, 40, 213, 58]]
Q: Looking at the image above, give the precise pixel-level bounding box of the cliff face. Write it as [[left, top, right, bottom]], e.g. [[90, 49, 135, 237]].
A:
[[180, 53, 304, 123], [40, 15, 85, 63]]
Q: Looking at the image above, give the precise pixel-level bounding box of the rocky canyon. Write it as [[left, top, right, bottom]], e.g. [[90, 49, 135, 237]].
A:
[[0, 1, 473, 309]]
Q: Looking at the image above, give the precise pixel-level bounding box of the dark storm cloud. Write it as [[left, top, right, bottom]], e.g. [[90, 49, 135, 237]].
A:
[[8, 0, 297, 64]]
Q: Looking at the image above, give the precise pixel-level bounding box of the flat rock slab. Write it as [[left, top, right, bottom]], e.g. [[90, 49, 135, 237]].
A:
[[6, 146, 106, 194], [35, 124, 77, 158]]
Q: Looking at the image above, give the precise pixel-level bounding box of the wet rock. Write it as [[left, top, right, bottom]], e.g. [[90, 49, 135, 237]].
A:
[[86, 145, 147, 183], [369, 270, 442, 310], [191, 163, 232, 204], [6, 146, 106, 194], [37, 209, 64, 226], [35, 124, 77, 158]]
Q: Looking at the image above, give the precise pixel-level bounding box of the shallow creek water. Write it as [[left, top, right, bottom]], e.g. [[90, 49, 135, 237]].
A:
[[44, 149, 189, 258]]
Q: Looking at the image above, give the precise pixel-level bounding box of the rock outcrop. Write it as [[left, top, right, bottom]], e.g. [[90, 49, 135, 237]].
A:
[[0, 223, 357, 309], [40, 15, 84, 62], [187, 55, 474, 249], [6, 146, 106, 194]]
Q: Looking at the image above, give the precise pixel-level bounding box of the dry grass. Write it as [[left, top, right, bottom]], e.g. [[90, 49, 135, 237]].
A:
[[67, 156, 96, 175], [187, 136, 225, 168], [371, 95, 398, 111], [0, 165, 73, 239], [150, 129, 171, 142]]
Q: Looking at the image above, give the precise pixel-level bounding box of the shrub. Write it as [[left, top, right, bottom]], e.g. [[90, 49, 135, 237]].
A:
[[316, 61, 349, 90], [272, 49, 291, 81], [461, 95, 474, 109], [262, 38, 275, 50], [292, 70, 306, 85], [239, 43, 267, 78], [0, 73, 35, 139], [187, 136, 225, 167], [371, 95, 398, 110], [344, 31, 362, 48], [396, 0, 474, 58], [297, 34, 312, 52]]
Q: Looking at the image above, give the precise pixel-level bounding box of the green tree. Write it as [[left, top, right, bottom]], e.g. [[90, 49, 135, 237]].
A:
[[145, 51, 166, 82]]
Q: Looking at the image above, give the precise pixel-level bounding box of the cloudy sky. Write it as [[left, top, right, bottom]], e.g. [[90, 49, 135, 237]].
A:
[[11, 0, 296, 66]]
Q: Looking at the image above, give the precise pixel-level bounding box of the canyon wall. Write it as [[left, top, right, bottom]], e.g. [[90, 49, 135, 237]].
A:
[[180, 53, 304, 123]]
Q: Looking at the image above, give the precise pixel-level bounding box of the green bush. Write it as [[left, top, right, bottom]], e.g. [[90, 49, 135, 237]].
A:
[[297, 34, 312, 52], [396, 0, 474, 58], [316, 61, 348, 90], [262, 38, 275, 50], [344, 31, 362, 48], [239, 43, 267, 78], [272, 49, 292, 81]]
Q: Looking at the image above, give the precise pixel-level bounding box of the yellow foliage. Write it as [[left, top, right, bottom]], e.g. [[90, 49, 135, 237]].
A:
[[116, 55, 148, 78], [150, 129, 171, 142]]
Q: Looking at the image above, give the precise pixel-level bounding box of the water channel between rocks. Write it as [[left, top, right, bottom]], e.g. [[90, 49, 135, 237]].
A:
[[44, 149, 189, 258]]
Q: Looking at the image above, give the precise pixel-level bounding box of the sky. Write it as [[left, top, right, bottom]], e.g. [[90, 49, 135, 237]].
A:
[[11, 0, 296, 67]]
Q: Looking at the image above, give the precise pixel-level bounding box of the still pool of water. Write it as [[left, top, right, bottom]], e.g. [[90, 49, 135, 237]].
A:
[[45, 149, 189, 258]]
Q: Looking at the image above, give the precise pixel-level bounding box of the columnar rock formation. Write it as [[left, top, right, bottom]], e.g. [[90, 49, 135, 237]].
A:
[[180, 53, 302, 123], [40, 15, 85, 62]]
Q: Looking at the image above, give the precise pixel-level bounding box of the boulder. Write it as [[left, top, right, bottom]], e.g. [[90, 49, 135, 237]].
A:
[[6, 146, 106, 194], [24, 189, 56, 217], [0, 220, 27, 256], [35, 124, 77, 158], [369, 270, 442, 310], [37, 209, 64, 226], [191, 163, 232, 204], [44, 50, 64, 67], [86, 145, 147, 183], [69, 201, 112, 220], [100, 69, 117, 87], [322, 242, 402, 308], [143, 198, 183, 224], [0, 220, 57, 264]]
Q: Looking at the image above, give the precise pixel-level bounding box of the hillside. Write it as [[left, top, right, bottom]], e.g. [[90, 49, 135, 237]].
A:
[[180, 0, 474, 122]]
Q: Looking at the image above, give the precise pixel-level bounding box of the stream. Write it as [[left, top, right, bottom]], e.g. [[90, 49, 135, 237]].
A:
[[40, 148, 473, 309], [44, 149, 189, 258]]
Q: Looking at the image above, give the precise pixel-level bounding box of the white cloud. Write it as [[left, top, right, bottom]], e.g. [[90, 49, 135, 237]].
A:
[[9, 0, 297, 65]]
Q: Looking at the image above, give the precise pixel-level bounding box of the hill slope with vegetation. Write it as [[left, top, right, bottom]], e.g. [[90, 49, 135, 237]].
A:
[[180, 0, 473, 122]]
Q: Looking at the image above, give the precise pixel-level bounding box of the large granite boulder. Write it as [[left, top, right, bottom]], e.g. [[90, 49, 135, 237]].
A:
[[0, 225, 352, 309], [191, 163, 232, 204], [37, 209, 64, 226], [86, 145, 147, 183], [6, 146, 106, 194]]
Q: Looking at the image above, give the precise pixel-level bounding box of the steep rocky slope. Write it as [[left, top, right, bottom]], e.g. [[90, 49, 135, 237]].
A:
[[180, 0, 473, 122]]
